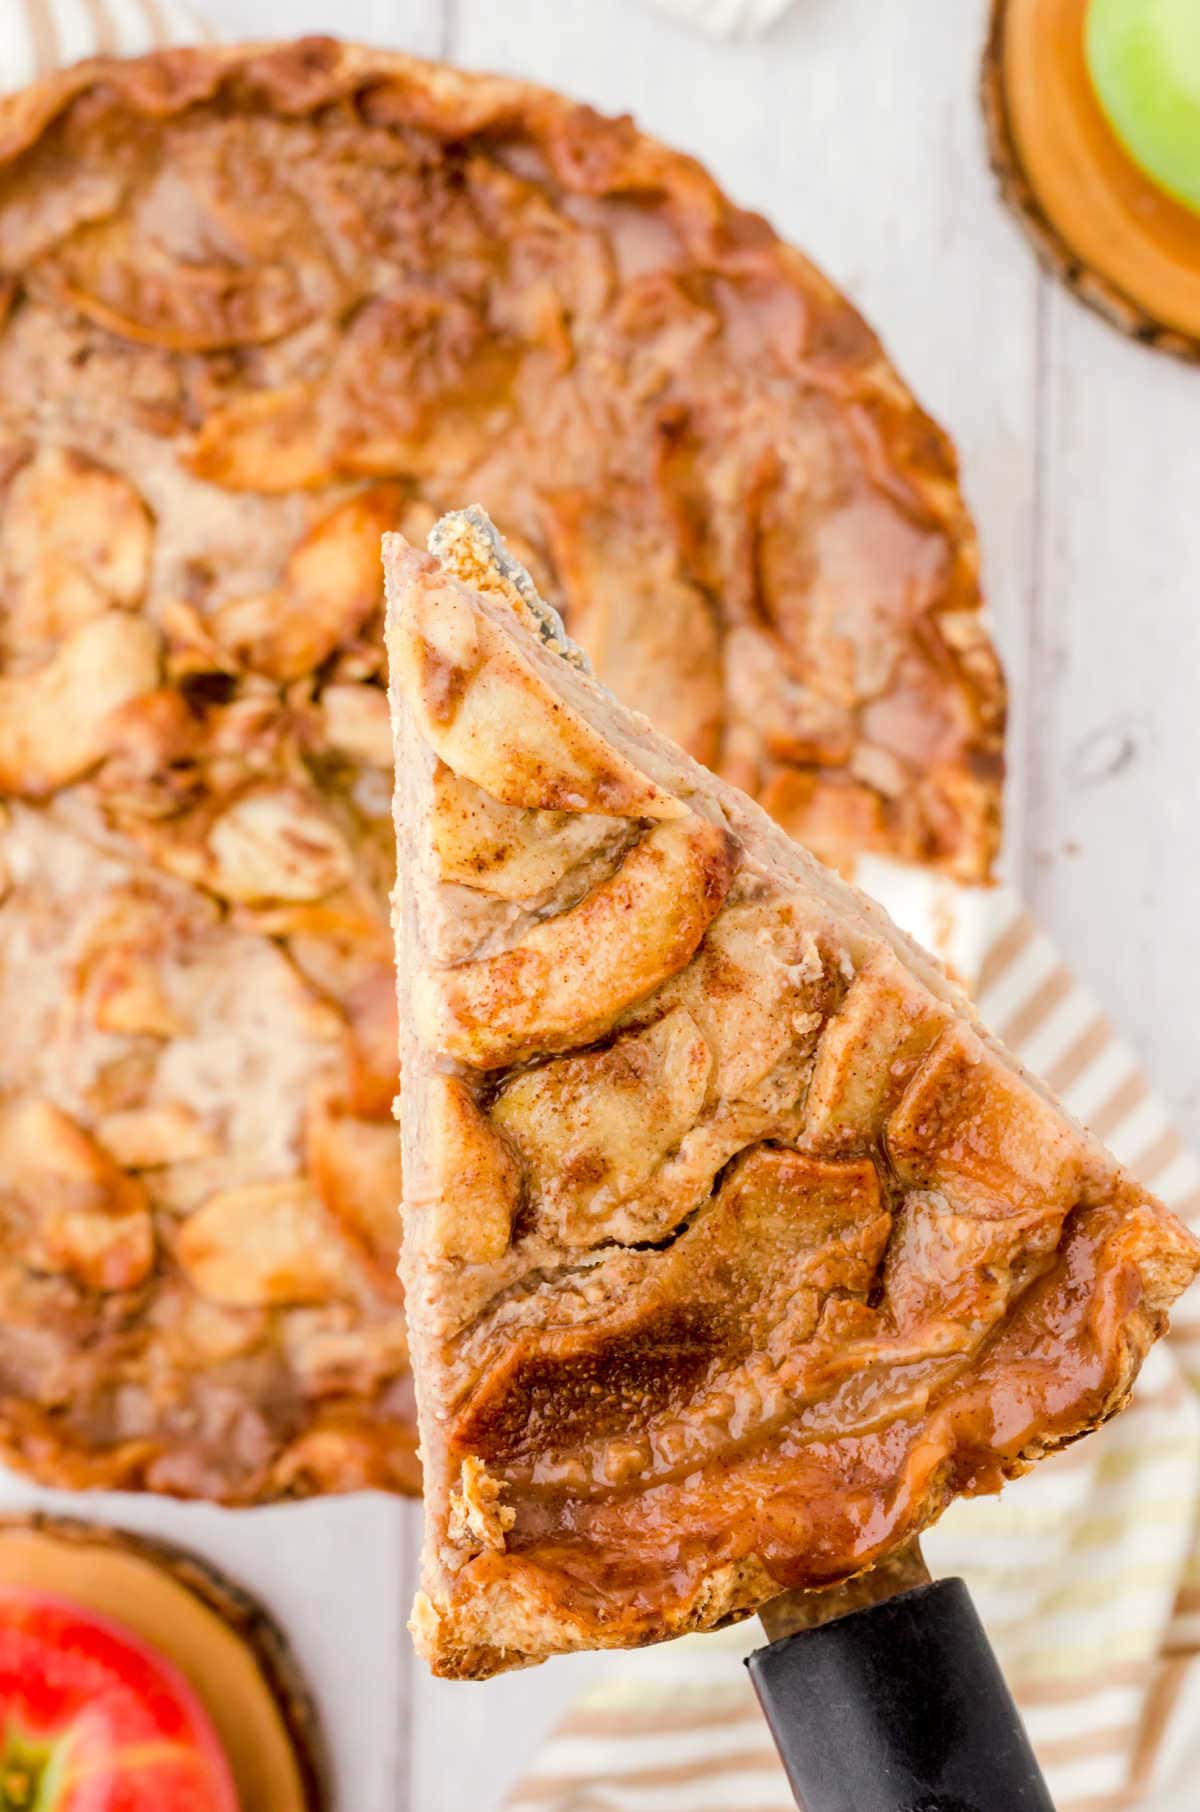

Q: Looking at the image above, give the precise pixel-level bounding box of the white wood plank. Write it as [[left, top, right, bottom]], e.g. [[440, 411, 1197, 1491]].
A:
[[412, 1649, 618, 1812], [200, 0, 443, 54], [1028, 286, 1200, 1154]]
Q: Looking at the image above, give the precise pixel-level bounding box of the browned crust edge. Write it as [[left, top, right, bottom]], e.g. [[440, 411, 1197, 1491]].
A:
[[981, 0, 1200, 364], [0, 1401, 422, 1506], [0, 1512, 329, 1808]]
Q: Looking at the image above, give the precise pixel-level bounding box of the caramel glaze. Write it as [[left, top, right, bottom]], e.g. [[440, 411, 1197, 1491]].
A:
[[449, 1194, 1158, 1635]]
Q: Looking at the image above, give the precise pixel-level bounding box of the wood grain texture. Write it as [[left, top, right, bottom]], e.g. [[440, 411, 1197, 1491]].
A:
[[199, 0, 442, 51], [1027, 285, 1200, 1162]]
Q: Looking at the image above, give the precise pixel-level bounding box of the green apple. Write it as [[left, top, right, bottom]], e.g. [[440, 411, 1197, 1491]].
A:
[[1086, 0, 1200, 213]]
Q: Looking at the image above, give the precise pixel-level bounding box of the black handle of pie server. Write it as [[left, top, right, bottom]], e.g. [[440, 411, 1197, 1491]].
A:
[[746, 1577, 1056, 1812]]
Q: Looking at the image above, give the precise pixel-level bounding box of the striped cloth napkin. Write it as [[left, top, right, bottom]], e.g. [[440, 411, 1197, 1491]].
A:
[[4, 8, 1199, 1809]]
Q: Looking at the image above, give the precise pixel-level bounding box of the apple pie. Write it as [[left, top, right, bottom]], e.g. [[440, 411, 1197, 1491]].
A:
[[0, 34, 999, 1499], [388, 510, 1200, 1679], [1, 37, 1002, 881]]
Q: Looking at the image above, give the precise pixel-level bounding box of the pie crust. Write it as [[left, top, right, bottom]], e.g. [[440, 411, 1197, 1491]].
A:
[[388, 511, 1199, 1678]]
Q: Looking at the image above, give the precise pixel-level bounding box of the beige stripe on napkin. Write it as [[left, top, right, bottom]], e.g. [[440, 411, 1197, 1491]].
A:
[[511, 875, 1200, 1812]]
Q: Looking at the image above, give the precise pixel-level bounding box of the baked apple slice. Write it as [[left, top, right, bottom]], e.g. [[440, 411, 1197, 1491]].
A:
[[387, 508, 1200, 1680]]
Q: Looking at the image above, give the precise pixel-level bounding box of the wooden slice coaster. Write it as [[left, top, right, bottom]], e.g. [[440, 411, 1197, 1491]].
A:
[[983, 0, 1200, 360]]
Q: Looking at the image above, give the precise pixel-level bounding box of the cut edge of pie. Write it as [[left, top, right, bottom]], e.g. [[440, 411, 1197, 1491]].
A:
[[387, 510, 1199, 1680]]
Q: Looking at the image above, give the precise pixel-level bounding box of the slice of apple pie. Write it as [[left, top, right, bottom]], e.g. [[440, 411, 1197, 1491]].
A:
[[387, 509, 1200, 1680]]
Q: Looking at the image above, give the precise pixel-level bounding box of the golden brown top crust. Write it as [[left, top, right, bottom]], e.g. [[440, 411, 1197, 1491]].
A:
[[388, 518, 1198, 1680], [0, 35, 1002, 879]]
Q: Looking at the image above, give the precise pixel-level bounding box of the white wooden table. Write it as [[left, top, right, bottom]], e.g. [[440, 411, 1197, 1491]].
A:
[[9, 2, 1200, 1806]]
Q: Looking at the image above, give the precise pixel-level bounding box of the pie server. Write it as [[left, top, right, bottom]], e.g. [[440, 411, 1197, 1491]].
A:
[[748, 1541, 1056, 1811]]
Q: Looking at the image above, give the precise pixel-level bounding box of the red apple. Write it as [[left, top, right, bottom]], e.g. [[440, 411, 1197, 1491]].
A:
[[0, 1588, 239, 1811]]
